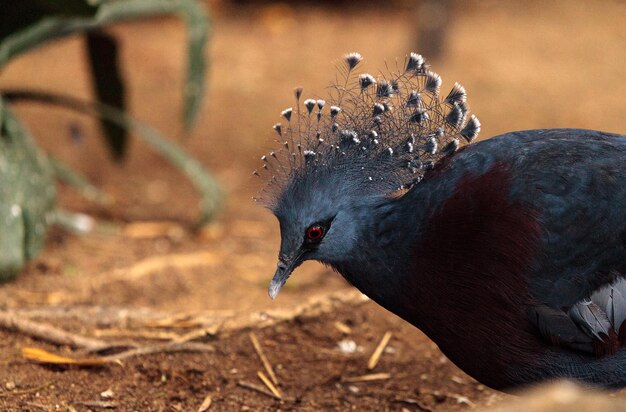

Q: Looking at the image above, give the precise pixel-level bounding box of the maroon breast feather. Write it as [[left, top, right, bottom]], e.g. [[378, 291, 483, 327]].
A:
[[406, 162, 546, 388]]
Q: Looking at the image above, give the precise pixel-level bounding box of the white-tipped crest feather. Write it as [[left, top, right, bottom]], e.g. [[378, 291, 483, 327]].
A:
[[255, 52, 481, 207]]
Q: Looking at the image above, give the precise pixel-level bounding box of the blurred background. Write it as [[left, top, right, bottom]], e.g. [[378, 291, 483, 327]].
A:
[[0, 0, 625, 410]]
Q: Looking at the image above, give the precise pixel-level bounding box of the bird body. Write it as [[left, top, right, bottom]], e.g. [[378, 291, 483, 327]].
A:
[[256, 53, 626, 391], [333, 129, 626, 390]]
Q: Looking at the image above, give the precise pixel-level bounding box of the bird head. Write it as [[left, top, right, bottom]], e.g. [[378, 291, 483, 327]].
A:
[[253, 52, 480, 299], [267, 167, 379, 299]]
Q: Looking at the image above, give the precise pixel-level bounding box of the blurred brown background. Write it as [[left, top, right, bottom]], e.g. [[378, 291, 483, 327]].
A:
[[0, 0, 625, 410]]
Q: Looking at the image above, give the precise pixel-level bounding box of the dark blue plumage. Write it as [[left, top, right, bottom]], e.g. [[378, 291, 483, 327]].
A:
[[256, 53, 626, 391]]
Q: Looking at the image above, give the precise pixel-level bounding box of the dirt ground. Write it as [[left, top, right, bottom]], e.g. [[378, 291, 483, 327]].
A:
[[1, 1, 626, 410]]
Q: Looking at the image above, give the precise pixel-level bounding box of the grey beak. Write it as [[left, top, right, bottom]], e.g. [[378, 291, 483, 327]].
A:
[[268, 257, 301, 300]]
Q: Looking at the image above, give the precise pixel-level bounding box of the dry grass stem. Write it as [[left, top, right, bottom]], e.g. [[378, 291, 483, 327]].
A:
[[249, 332, 279, 385], [367, 331, 392, 370], [175, 327, 219, 343], [21, 347, 116, 366], [333, 320, 352, 334], [143, 310, 234, 329], [0, 381, 53, 398], [93, 329, 180, 341], [0, 310, 130, 353], [237, 380, 280, 400], [102, 341, 214, 362], [21, 340, 214, 366], [10, 290, 367, 335], [343, 373, 392, 383], [257, 370, 282, 399], [197, 394, 212, 411], [79, 400, 118, 409]]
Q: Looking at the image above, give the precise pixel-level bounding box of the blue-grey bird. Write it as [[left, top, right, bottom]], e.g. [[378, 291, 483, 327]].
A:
[[254, 52, 626, 391]]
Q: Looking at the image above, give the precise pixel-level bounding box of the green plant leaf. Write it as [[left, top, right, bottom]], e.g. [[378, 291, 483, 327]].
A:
[[48, 156, 112, 206], [3, 89, 221, 227], [0, 18, 93, 70], [0, 94, 4, 130], [85, 30, 127, 160], [0, 0, 211, 131], [94, 0, 211, 130], [33, 0, 100, 16], [0, 1, 98, 43], [0, 97, 56, 279]]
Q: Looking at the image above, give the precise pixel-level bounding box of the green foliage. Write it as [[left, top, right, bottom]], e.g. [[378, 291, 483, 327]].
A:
[[0, 0, 211, 156], [85, 31, 127, 159], [0, 97, 56, 280], [0, 0, 220, 280], [0, 1, 97, 44], [4, 90, 221, 228]]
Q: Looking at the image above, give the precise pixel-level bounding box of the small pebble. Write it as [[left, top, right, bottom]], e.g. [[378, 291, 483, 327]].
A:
[[452, 394, 474, 407], [100, 389, 114, 399], [384, 346, 396, 354], [485, 393, 501, 406], [451, 375, 465, 384], [5, 381, 15, 391], [432, 391, 446, 403], [337, 339, 359, 354]]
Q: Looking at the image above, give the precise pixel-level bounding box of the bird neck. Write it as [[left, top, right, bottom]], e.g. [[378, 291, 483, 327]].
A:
[[330, 184, 436, 311]]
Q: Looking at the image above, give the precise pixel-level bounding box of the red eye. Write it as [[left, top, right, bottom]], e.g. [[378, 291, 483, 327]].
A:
[[307, 226, 324, 241]]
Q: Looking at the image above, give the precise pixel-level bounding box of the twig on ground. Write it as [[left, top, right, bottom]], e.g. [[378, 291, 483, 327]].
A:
[[237, 380, 280, 400], [11, 289, 368, 337], [333, 321, 352, 334], [135, 310, 233, 330], [0, 381, 53, 398], [342, 373, 392, 383], [0, 310, 132, 353], [393, 397, 433, 412], [449, 393, 475, 407], [24, 403, 48, 410], [102, 340, 214, 362], [93, 329, 180, 341], [22, 341, 214, 366], [367, 331, 392, 370], [175, 327, 219, 343], [79, 400, 118, 409], [197, 394, 212, 412], [22, 347, 114, 366], [249, 332, 278, 385], [257, 371, 282, 399], [93, 326, 218, 342], [12, 305, 170, 323]]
